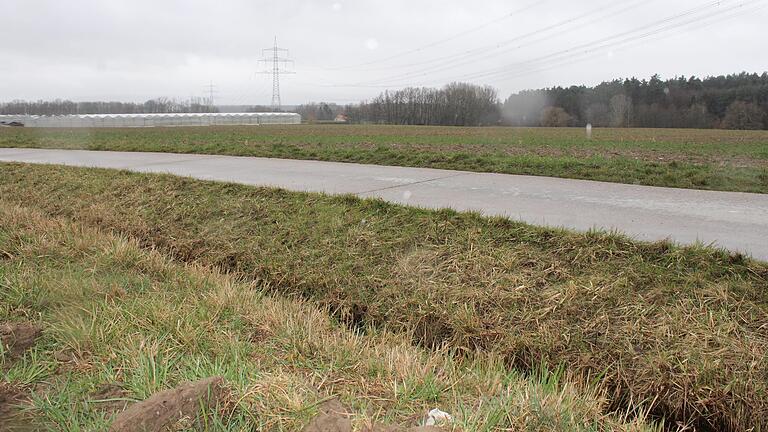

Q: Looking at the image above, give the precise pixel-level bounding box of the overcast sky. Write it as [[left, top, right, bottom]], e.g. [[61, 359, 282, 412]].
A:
[[1, 0, 766, 105]]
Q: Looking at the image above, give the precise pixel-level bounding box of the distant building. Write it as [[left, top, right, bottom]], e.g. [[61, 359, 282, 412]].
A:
[[334, 114, 349, 123]]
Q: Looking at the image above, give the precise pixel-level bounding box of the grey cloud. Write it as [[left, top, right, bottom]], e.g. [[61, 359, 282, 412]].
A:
[[1, 0, 766, 104]]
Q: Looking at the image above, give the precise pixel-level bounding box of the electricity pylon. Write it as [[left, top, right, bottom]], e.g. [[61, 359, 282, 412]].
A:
[[258, 37, 294, 111]]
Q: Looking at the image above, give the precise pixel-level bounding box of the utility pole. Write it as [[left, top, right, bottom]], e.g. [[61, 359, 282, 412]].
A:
[[258, 36, 294, 111]]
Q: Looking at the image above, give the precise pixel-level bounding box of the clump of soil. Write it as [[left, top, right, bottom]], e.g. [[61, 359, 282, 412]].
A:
[[303, 399, 353, 432], [1, 324, 41, 431], [302, 399, 448, 432], [0, 383, 34, 432], [109, 376, 224, 432], [0, 323, 42, 360]]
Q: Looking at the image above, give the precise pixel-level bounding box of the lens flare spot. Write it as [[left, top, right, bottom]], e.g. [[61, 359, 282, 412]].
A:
[[365, 38, 380, 50]]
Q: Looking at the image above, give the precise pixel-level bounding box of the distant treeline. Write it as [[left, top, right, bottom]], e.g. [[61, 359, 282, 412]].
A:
[[346, 83, 500, 126], [0, 98, 217, 115], [5, 72, 767, 129], [503, 72, 768, 130], [342, 72, 768, 129]]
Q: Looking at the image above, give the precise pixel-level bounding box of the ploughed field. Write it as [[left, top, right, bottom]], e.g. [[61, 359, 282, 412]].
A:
[[1, 124, 767, 193], [1, 163, 767, 431]]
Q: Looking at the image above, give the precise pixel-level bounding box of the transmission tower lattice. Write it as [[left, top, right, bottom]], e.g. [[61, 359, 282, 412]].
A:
[[203, 81, 218, 108], [258, 37, 294, 111]]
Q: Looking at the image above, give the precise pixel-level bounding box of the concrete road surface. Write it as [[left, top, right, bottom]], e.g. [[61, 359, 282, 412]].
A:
[[1, 147, 767, 261]]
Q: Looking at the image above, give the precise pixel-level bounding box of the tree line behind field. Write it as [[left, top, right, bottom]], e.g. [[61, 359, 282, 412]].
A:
[[336, 72, 766, 129], [3, 72, 767, 129], [0, 97, 217, 116], [293, 72, 768, 129], [502, 72, 768, 130]]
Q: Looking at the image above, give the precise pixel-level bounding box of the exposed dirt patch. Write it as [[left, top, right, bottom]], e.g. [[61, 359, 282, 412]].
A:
[[303, 399, 352, 432], [0, 323, 42, 361], [108, 376, 224, 432], [0, 383, 34, 432], [54, 349, 94, 374], [0, 383, 24, 416], [89, 383, 132, 416]]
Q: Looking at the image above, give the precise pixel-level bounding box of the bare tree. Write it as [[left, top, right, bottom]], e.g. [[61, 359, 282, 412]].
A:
[[540, 107, 572, 127], [722, 101, 765, 130], [346, 83, 500, 126], [610, 94, 633, 127]]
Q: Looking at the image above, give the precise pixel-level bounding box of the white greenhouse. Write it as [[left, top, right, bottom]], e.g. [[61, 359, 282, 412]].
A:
[[0, 112, 301, 128]]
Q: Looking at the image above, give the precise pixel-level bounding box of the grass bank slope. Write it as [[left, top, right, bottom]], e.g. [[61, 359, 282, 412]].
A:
[[0, 203, 659, 431], [1, 125, 767, 193], [1, 163, 767, 430]]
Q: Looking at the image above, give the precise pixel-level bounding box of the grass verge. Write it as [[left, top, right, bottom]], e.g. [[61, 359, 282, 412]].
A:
[[1, 163, 767, 430], [0, 203, 658, 431], [1, 125, 767, 193]]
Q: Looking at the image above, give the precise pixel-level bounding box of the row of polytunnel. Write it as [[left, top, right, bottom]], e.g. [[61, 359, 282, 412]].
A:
[[0, 112, 302, 128]]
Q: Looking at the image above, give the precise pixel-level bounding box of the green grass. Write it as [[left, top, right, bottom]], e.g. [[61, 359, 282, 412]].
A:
[[1, 162, 766, 431], [0, 203, 659, 431], [1, 125, 767, 193]]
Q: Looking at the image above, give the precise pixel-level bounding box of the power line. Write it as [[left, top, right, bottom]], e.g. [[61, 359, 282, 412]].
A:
[[345, 0, 649, 86], [320, 0, 649, 87], [342, 0, 756, 89], [359, 0, 631, 75], [460, 0, 767, 88], [354, 0, 728, 86], [514, 1, 768, 83], [456, 0, 764, 83], [323, 0, 549, 71], [258, 36, 295, 111]]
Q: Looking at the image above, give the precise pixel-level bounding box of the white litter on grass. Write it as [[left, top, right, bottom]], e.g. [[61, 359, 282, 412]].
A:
[[424, 408, 453, 426]]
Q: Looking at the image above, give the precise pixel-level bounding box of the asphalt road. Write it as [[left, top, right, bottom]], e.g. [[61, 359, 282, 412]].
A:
[[2, 147, 767, 261]]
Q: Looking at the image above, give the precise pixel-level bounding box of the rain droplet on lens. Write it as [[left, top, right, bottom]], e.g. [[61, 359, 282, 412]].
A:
[[365, 38, 379, 50]]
